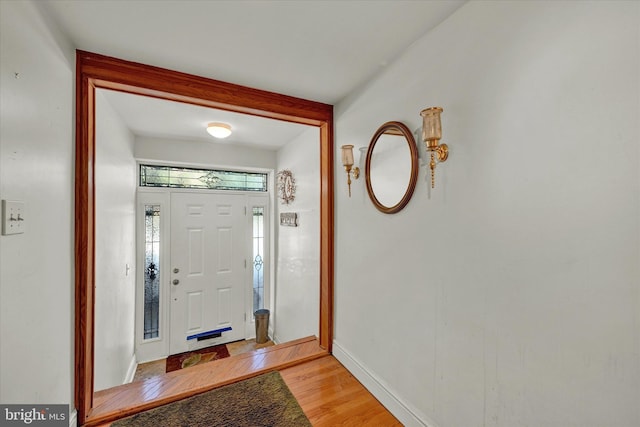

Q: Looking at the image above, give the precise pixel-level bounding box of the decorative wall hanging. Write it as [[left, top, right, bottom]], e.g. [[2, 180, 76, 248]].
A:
[[280, 212, 299, 227], [277, 169, 296, 204], [365, 121, 419, 214]]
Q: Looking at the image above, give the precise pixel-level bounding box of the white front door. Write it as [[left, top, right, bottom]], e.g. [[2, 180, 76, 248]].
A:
[[169, 192, 246, 355]]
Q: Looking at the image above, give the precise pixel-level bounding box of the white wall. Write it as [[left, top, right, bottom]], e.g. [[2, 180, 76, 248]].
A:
[[135, 135, 277, 170], [0, 0, 75, 418], [1, 2, 636, 426], [94, 91, 137, 391], [274, 127, 320, 343], [334, 2, 639, 427]]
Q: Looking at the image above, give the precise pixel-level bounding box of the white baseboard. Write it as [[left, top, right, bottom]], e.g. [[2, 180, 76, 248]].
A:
[[270, 328, 280, 344], [332, 341, 440, 427], [68, 409, 77, 427], [124, 353, 137, 384]]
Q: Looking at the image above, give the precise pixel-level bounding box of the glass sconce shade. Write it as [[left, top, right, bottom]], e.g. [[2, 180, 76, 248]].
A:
[[341, 144, 355, 167], [419, 106, 448, 189], [340, 144, 360, 197], [420, 107, 443, 148]]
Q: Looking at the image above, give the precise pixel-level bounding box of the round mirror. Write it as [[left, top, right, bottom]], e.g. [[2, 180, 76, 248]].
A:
[[365, 121, 419, 214]]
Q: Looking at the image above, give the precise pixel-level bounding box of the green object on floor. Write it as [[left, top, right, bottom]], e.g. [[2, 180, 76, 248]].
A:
[[112, 371, 311, 427]]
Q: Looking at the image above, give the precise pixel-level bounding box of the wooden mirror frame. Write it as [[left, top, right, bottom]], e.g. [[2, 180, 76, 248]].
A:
[[75, 51, 334, 425], [365, 121, 419, 214]]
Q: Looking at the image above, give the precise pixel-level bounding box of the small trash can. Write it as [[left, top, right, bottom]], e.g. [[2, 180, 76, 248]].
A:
[[254, 309, 270, 344]]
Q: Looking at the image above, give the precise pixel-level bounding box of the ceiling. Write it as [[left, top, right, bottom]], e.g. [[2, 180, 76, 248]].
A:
[[98, 89, 312, 148], [42, 0, 465, 149]]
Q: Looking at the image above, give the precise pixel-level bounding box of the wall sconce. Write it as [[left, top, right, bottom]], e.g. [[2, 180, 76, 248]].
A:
[[340, 144, 360, 197], [420, 107, 449, 188]]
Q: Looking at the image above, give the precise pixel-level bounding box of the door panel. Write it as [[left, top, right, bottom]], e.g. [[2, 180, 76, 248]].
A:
[[170, 192, 246, 355], [186, 291, 203, 332], [187, 228, 204, 274]]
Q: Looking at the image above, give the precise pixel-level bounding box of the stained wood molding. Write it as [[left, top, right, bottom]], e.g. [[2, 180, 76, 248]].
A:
[[75, 50, 334, 425]]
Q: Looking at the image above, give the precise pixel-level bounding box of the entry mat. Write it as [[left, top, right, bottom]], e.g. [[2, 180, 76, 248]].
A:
[[165, 343, 231, 372], [112, 371, 312, 427]]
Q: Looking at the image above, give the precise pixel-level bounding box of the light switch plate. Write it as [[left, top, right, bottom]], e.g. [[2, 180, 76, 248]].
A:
[[2, 200, 26, 235]]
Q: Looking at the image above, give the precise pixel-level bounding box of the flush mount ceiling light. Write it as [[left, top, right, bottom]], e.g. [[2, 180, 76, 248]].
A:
[[206, 122, 232, 139]]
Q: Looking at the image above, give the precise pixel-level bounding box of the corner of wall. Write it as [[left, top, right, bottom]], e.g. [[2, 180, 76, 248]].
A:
[[68, 409, 77, 427], [124, 354, 137, 384], [332, 341, 438, 427]]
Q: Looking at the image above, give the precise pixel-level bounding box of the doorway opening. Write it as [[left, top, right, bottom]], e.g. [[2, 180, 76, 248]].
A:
[[136, 190, 269, 362], [133, 164, 272, 365], [75, 50, 334, 425]]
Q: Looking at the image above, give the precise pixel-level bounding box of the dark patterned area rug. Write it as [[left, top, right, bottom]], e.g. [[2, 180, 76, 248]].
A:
[[165, 344, 230, 372], [112, 371, 311, 427]]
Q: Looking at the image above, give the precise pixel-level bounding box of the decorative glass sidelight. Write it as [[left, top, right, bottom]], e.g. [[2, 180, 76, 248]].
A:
[[144, 205, 161, 339], [252, 207, 265, 313]]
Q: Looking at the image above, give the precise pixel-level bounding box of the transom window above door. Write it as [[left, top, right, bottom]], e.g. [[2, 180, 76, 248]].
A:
[[140, 164, 268, 192]]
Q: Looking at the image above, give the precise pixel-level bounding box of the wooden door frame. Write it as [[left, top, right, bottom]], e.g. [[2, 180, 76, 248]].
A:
[[75, 50, 334, 425]]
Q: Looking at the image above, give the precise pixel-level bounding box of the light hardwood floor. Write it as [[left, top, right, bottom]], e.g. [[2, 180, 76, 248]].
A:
[[92, 337, 400, 426], [282, 356, 402, 426], [131, 339, 275, 383]]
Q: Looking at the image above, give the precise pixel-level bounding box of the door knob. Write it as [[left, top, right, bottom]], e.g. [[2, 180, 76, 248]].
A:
[[172, 279, 180, 285]]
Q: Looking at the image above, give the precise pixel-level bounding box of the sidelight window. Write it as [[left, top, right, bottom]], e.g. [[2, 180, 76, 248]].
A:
[[144, 205, 161, 339], [252, 207, 265, 312]]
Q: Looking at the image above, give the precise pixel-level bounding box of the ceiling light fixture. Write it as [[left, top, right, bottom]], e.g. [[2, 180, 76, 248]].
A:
[[206, 122, 232, 139]]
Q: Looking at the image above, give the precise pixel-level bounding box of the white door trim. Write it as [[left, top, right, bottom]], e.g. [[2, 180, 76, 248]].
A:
[[135, 187, 273, 361]]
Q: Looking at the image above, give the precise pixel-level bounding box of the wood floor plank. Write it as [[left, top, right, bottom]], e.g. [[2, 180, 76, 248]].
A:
[[89, 341, 400, 427], [87, 336, 325, 426], [280, 356, 402, 427]]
